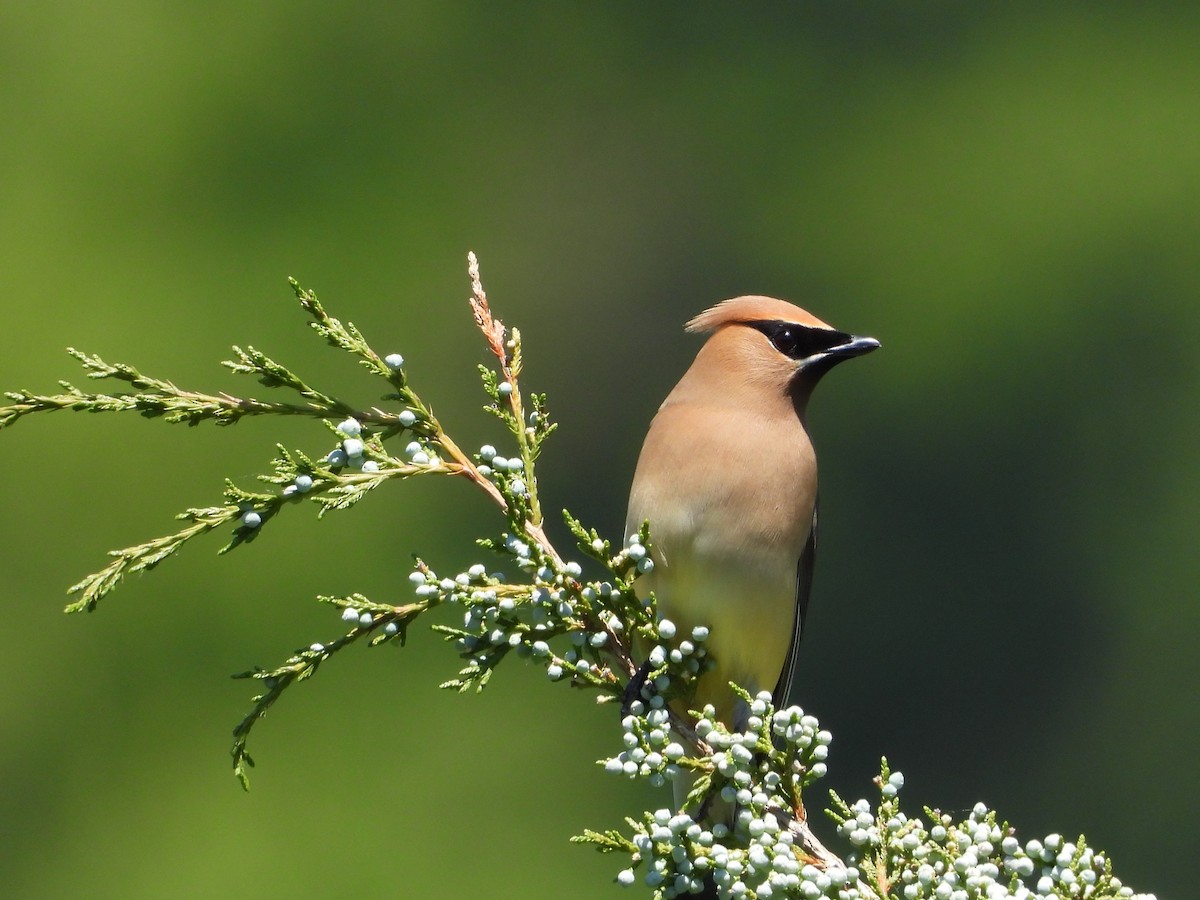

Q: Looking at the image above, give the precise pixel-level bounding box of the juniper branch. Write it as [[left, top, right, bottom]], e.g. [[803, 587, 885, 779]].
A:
[[230, 589, 437, 789], [0, 348, 402, 430], [65, 506, 240, 613]]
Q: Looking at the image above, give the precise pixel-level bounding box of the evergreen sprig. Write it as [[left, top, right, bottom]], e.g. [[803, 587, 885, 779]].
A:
[[230, 589, 432, 789], [0, 256, 1157, 899]]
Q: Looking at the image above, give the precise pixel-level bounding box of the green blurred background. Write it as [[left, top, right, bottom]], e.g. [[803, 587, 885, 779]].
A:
[[1, 3, 1195, 897]]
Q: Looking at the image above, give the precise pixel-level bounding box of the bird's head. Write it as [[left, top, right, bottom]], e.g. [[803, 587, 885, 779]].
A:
[[682, 295, 879, 409]]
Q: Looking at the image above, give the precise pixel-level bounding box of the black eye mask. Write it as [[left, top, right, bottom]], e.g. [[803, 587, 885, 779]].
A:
[[749, 320, 852, 361]]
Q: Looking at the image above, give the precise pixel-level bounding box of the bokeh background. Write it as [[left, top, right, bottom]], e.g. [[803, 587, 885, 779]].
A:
[[1, 4, 1195, 897]]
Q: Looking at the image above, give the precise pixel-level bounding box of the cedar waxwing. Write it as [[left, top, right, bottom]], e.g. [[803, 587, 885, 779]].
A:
[[625, 296, 879, 742]]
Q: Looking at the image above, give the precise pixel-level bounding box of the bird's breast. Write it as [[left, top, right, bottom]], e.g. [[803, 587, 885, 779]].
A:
[[626, 402, 817, 565]]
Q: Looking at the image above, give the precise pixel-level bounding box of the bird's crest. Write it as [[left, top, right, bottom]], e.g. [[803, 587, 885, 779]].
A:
[[686, 296, 834, 334]]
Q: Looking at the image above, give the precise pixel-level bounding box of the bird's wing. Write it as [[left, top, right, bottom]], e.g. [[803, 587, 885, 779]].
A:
[[773, 499, 818, 709]]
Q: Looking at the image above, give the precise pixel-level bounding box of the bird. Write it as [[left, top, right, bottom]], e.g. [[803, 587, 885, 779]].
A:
[[625, 295, 879, 754]]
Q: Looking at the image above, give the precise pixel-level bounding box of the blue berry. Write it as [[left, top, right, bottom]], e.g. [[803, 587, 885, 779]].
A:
[[336, 417, 362, 437], [384, 353, 404, 369], [294, 474, 314, 492], [398, 409, 416, 427], [241, 511, 262, 528]]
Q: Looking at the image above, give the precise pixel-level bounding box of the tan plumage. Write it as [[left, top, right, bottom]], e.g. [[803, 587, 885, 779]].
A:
[[626, 295, 879, 734]]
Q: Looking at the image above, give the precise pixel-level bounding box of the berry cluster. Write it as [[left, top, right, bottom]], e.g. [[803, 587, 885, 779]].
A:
[[830, 776, 1156, 900], [602, 697, 849, 898]]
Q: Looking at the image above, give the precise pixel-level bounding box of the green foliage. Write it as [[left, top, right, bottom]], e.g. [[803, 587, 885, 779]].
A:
[[822, 761, 1142, 900], [0, 257, 1157, 899]]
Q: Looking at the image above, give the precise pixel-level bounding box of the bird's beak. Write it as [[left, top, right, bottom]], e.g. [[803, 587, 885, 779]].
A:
[[825, 335, 881, 360]]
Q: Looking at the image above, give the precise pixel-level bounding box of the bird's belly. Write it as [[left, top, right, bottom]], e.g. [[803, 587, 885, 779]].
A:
[[647, 555, 796, 724]]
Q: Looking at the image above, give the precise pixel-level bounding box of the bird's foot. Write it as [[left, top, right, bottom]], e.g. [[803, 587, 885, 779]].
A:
[[619, 658, 653, 717]]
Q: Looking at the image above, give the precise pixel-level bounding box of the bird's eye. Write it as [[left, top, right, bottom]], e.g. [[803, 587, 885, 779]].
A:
[[752, 321, 850, 361]]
